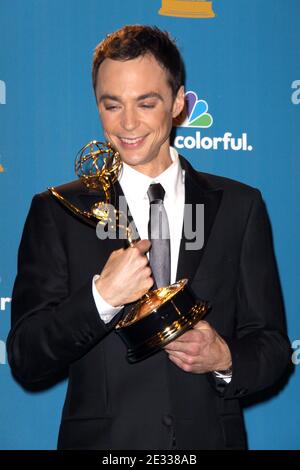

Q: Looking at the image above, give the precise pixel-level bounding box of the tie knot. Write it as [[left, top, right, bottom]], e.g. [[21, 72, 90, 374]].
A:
[[147, 183, 165, 203]]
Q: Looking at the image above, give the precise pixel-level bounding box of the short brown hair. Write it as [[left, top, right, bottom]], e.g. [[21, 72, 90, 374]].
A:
[[92, 25, 185, 98]]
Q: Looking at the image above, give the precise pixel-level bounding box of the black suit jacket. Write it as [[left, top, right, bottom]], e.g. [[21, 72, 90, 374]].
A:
[[7, 155, 290, 450]]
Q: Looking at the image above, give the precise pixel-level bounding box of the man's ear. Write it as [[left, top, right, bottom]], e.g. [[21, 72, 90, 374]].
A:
[[172, 86, 185, 118]]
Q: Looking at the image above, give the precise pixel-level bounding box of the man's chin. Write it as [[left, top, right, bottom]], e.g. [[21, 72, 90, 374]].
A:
[[115, 148, 152, 167], [119, 155, 151, 168]]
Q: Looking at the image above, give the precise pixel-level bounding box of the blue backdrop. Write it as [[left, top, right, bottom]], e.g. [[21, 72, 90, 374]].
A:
[[0, 0, 299, 449]]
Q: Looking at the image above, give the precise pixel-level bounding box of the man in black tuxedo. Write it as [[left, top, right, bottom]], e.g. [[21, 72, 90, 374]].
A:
[[7, 25, 290, 450]]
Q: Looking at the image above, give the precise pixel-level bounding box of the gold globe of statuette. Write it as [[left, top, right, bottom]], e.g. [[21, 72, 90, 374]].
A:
[[48, 141, 132, 242], [48, 141, 210, 362], [159, 0, 215, 18]]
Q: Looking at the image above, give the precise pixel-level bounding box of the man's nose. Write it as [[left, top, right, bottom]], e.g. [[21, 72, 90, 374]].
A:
[[121, 107, 139, 131]]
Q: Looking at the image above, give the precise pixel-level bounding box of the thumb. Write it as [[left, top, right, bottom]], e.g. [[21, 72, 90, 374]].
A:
[[193, 320, 212, 331], [133, 238, 151, 254]]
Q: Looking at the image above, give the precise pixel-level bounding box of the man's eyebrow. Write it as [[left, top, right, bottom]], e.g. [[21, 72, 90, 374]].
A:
[[98, 94, 121, 103], [98, 92, 164, 103], [136, 92, 164, 101]]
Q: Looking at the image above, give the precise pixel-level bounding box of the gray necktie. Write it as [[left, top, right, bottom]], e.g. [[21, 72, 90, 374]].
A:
[[147, 183, 171, 288]]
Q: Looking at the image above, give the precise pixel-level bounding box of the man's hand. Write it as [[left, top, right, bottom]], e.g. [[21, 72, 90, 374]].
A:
[[95, 239, 153, 307], [164, 320, 232, 374]]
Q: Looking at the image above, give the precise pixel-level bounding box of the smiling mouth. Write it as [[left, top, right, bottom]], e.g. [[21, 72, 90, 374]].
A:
[[118, 136, 147, 146]]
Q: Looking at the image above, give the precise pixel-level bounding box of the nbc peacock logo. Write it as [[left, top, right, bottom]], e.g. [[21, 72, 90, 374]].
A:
[[181, 91, 213, 128], [175, 90, 253, 152]]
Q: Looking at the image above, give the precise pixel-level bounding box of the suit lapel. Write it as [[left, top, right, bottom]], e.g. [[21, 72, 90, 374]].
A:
[[175, 156, 223, 283]]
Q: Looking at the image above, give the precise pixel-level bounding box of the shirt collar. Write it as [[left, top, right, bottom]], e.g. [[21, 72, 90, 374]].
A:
[[118, 147, 184, 201]]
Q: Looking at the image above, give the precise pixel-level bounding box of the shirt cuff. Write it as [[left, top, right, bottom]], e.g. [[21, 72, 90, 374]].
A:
[[213, 370, 232, 384], [92, 274, 124, 324]]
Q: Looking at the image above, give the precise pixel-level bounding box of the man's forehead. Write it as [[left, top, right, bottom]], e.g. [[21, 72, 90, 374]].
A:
[[96, 54, 169, 84], [96, 56, 172, 99]]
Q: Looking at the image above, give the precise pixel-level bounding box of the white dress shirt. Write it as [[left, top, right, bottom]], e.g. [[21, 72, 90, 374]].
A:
[[91, 146, 231, 382]]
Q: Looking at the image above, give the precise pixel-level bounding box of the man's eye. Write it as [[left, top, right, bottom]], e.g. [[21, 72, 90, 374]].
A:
[[140, 103, 156, 109], [105, 106, 118, 110]]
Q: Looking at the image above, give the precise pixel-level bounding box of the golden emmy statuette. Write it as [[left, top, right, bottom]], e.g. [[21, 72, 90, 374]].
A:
[[159, 0, 215, 18], [48, 141, 210, 362]]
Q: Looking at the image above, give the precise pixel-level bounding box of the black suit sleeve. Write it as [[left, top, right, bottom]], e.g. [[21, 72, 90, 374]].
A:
[[7, 193, 117, 386], [221, 190, 291, 399]]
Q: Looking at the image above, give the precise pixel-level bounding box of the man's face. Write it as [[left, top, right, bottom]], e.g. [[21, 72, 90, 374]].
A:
[[95, 54, 184, 175]]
